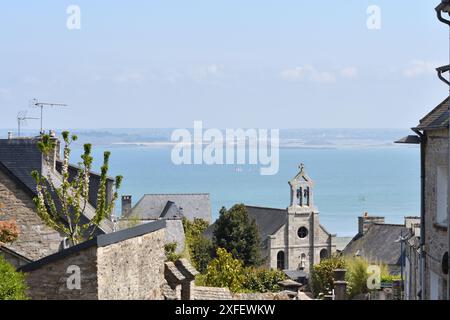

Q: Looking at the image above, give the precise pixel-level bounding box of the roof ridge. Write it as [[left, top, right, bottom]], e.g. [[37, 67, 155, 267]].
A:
[[245, 205, 286, 212]]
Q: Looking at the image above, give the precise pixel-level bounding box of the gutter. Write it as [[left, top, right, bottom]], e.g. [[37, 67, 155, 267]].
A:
[[412, 128, 426, 301]]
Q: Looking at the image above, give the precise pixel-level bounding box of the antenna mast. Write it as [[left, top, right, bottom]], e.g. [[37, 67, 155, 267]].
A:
[[17, 111, 39, 137], [30, 98, 68, 134]]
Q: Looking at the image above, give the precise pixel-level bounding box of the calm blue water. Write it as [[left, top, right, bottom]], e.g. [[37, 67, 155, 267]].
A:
[[71, 145, 420, 237]]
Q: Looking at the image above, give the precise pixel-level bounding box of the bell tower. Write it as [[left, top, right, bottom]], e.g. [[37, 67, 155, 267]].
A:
[[288, 163, 316, 214], [285, 163, 320, 272]]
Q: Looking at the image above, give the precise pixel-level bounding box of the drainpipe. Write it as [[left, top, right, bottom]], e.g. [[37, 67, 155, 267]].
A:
[[413, 128, 425, 300]]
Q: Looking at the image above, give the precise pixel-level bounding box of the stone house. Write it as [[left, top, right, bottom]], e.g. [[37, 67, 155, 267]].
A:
[[0, 134, 115, 267], [205, 164, 336, 275], [342, 214, 419, 275], [119, 193, 211, 253], [19, 220, 166, 300], [398, 97, 450, 300]]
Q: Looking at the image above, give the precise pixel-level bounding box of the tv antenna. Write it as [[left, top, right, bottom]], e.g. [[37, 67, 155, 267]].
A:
[[17, 111, 39, 137], [30, 98, 68, 134]]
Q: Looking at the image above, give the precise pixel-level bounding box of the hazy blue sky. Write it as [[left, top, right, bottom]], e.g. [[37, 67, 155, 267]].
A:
[[0, 0, 449, 130]]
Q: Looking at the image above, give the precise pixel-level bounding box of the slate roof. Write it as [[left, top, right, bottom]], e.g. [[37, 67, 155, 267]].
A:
[[342, 223, 410, 268], [159, 201, 184, 219], [203, 205, 287, 241], [414, 97, 449, 131], [0, 137, 43, 194], [126, 193, 211, 222]]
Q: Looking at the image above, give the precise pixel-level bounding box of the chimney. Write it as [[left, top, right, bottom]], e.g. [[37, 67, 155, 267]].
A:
[[122, 195, 132, 217], [404, 216, 420, 229], [358, 212, 385, 235], [43, 135, 61, 171]]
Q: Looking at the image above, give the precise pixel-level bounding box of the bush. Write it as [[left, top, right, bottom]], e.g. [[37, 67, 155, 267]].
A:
[[243, 268, 287, 293], [183, 218, 214, 273], [198, 248, 245, 292], [0, 256, 28, 300], [345, 257, 369, 298], [310, 255, 345, 297], [164, 242, 182, 262]]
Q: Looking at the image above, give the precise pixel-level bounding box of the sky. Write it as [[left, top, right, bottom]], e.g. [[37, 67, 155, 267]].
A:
[[0, 0, 449, 130]]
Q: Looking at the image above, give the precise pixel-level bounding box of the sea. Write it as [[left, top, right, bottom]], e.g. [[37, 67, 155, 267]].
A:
[[3, 128, 421, 237]]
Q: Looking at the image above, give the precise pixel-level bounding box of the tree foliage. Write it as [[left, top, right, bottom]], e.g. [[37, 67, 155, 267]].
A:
[[165, 242, 182, 262], [310, 255, 346, 297], [0, 256, 28, 300], [0, 202, 19, 245], [183, 218, 214, 273], [213, 204, 262, 267], [197, 247, 245, 292], [311, 255, 396, 299], [242, 268, 287, 293], [31, 132, 123, 245], [196, 248, 288, 293]]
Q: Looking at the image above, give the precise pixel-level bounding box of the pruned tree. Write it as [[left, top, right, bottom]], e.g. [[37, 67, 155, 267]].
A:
[[31, 131, 123, 245]]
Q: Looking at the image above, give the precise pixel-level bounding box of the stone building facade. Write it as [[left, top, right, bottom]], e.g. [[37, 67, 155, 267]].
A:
[[20, 220, 166, 300], [401, 97, 450, 300], [205, 164, 336, 274], [421, 126, 449, 300]]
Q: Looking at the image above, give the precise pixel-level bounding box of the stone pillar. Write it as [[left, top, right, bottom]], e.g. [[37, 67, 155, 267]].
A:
[[333, 269, 347, 300]]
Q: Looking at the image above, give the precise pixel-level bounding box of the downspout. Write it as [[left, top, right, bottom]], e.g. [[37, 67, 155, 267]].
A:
[[413, 128, 426, 300]]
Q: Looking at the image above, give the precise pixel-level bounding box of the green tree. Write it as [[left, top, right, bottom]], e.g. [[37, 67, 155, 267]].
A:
[[197, 247, 245, 292], [0, 256, 28, 300], [213, 204, 262, 267], [31, 132, 123, 245], [183, 218, 214, 273]]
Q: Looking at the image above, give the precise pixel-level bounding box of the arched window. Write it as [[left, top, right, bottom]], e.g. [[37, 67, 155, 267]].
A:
[[297, 227, 308, 239], [277, 251, 285, 270], [320, 249, 329, 261], [443, 252, 448, 275], [299, 253, 307, 270]]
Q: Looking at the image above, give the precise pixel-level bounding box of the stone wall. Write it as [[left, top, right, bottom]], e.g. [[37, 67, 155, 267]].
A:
[[25, 246, 98, 300], [97, 228, 166, 300], [424, 129, 449, 300], [0, 170, 64, 261]]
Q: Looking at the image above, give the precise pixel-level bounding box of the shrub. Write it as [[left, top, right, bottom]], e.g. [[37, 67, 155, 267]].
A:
[[164, 242, 182, 262], [243, 268, 287, 293], [183, 218, 214, 273], [345, 257, 369, 298], [198, 248, 245, 292], [310, 255, 345, 297], [0, 256, 28, 300]]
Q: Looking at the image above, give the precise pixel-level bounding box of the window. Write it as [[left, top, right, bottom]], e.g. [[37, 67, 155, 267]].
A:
[[297, 227, 308, 239], [299, 253, 306, 270], [443, 252, 448, 275], [296, 188, 302, 206], [277, 251, 285, 270], [436, 166, 448, 225], [320, 249, 328, 261]]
